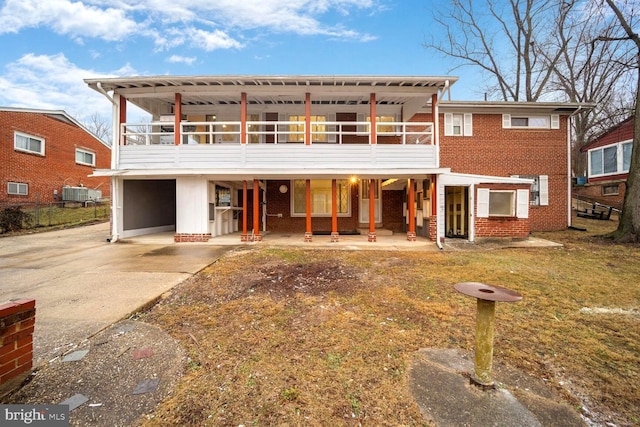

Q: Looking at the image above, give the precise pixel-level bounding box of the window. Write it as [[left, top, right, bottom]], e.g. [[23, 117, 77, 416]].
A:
[[75, 149, 95, 166], [602, 184, 619, 196], [444, 113, 473, 136], [489, 191, 515, 216], [502, 114, 559, 129], [215, 185, 231, 206], [513, 175, 549, 206], [248, 113, 261, 143], [590, 149, 603, 175], [367, 116, 398, 134], [289, 115, 326, 142], [292, 179, 350, 216], [589, 140, 632, 177], [477, 188, 529, 218], [7, 182, 28, 196], [15, 132, 45, 155], [622, 142, 632, 172]]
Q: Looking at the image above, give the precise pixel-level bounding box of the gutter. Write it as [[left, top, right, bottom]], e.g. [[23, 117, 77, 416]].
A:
[[96, 82, 116, 106]]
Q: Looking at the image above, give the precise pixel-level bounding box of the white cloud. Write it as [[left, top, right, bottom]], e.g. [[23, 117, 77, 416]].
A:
[[0, 53, 129, 121], [185, 28, 244, 51], [167, 55, 197, 65], [0, 0, 138, 41], [0, 0, 379, 48]]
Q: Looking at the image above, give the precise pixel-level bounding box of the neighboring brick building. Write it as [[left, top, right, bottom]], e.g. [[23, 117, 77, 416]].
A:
[[574, 116, 633, 209], [1, 108, 111, 205], [85, 75, 586, 245]]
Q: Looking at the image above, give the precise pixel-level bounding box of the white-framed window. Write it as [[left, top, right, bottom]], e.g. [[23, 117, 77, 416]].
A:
[[367, 115, 400, 135], [7, 182, 28, 196], [288, 115, 327, 143], [75, 148, 95, 166], [292, 179, 350, 216], [444, 113, 473, 136], [489, 191, 515, 216], [602, 184, 619, 196], [14, 132, 45, 155], [247, 113, 261, 143], [589, 140, 632, 177], [477, 188, 529, 218], [502, 114, 559, 129]]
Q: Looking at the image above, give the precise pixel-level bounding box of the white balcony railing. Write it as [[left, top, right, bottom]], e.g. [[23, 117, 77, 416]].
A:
[[120, 120, 434, 146]]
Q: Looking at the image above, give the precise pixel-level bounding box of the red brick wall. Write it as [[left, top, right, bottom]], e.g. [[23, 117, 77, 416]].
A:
[[573, 182, 626, 209], [0, 299, 35, 391], [415, 112, 569, 231], [0, 111, 111, 205]]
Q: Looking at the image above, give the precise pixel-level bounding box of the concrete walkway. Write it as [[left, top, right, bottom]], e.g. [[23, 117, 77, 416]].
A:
[[0, 222, 235, 366]]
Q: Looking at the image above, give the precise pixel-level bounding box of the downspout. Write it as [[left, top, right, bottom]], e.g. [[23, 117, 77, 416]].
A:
[[433, 87, 444, 250], [95, 83, 121, 243], [441, 79, 451, 101], [567, 106, 583, 228], [96, 82, 116, 106]]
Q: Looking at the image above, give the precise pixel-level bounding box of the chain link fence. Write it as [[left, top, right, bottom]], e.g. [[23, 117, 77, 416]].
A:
[[0, 200, 110, 234]]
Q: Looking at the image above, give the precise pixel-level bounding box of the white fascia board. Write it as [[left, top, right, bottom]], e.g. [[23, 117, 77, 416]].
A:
[[91, 167, 452, 180], [434, 101, 593, 115], [438, 172, 533, 186]]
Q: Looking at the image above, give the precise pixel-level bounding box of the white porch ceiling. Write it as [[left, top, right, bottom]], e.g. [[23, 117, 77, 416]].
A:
[[85, 75, 457, 116]]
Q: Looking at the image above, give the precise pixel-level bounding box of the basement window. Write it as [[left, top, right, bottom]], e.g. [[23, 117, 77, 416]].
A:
[[8, 182, 28, 196]]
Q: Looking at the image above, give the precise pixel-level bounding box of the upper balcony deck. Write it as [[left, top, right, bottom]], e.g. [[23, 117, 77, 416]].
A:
[[112, 119, 440, 176]]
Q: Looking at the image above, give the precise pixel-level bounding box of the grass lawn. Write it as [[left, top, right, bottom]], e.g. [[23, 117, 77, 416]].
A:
[[140, 216, 639, 426]]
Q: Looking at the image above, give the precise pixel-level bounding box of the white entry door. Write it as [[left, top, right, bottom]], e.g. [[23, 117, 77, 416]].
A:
[[359, 179, 381, 223]]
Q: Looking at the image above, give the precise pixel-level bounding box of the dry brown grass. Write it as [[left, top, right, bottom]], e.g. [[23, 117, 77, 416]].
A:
[[140, 216, 639, 427]]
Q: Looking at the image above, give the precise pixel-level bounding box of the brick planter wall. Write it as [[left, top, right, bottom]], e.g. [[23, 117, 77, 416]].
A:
[[0, 299, 36, 393], [174, 233, 211, 242]]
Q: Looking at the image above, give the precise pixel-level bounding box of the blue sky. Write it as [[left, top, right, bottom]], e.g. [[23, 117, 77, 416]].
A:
[[0, 0, 483, 122]]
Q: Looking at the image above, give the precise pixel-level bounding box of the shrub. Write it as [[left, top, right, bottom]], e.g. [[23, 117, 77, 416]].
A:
[[0, 206, 33, 233]]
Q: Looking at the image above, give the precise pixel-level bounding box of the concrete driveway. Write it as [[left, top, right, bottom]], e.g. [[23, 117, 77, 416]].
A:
[[0, 222, 235, 366]]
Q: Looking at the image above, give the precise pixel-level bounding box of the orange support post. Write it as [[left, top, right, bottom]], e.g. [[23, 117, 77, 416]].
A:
[[407, 179, 416, 241], [174, 93, 182, 146], [331, 179, 339, 242], [241, 180, 248, 242], [368, 179, 376, 242], [305, 179, 312, 242], [119, 96, 127, 145], [253, 179, 262, 242]]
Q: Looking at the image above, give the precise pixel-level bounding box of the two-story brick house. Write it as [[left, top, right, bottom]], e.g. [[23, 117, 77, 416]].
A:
[[85, 75, 584, 245], [1, 107, 111, 205]]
